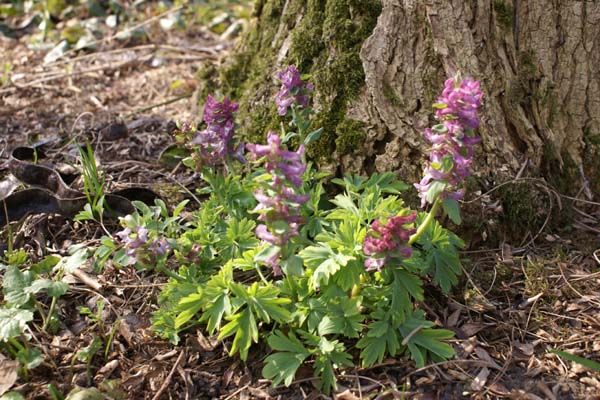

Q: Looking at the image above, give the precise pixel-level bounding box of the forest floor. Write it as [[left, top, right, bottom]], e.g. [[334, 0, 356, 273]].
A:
[[1, 3, 599, 400]]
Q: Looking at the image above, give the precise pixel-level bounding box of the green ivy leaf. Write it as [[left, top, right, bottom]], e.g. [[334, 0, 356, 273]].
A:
[[16, 347, 43, 369], [3, 266, 34, 306], [281, 255, 304, 277], [55, 247, 89, 274], [47, 280, 69, 298], [0, 308, 34, 340]]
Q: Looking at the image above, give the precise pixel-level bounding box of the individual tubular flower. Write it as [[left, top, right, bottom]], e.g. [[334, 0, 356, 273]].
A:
[[415, 76, 483, 207], [363, 213, 416, 271], [190, 95, 244, 167], [276, 65, 314, 116], [246, 131, 309, 274]]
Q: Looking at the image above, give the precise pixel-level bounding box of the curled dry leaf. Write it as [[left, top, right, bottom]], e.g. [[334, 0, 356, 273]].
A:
[[470, 367, 490, 391], [0, 357, 19, 396]]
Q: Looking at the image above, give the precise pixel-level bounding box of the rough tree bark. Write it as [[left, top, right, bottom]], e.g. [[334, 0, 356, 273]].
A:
[[201, 0, 599, 196]]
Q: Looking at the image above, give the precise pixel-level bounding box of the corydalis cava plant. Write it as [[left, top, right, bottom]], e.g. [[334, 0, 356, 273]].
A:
[[143, 66, 483, 395]]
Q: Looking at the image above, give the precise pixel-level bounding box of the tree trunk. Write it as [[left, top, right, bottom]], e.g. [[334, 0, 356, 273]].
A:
[[201, 0, 600, 196]]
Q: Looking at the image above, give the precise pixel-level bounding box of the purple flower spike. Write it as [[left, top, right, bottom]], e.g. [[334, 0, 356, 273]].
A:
[[247, 131, 309, 273], [190, 95, 243, 168], [415, 76, 483, 207], [276, 65, 313, 116]]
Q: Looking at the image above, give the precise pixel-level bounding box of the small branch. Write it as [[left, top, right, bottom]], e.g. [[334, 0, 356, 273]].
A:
[[151, 349, 185, 400]]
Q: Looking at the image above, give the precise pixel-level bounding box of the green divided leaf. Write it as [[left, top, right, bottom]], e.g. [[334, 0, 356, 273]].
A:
[[357, 320, 400, 367], [388, 269, 424, 325], [174, 291, 204, 329], [417, 217, 464, 293], [317, 296, 363, 338], [262, 331, 310, 386], [398, 310, 455, 368], [219, 281, 290, 360], [299, 244, 354, 289], [219, 308, 257, 361], [200, 264, 233, 334], [313, 337, 353, 395]]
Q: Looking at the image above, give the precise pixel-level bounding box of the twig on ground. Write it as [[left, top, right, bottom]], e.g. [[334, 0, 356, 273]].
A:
[[126, 93, 192, 117], [71, 268, 102, 291], [151, 349, 186, 400], [222, 384, 250, 400]]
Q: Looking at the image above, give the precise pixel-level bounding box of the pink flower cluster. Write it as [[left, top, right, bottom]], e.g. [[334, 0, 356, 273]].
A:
[[415, 77, 483, 207], [246, 132, 309, 274], [191, 95, 244, 166], [276, 65, 314, 116], [363, 213, 416, 271]]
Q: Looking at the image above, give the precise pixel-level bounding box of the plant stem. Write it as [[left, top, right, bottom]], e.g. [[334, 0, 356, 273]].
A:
[[3, 200, 12, 254], [8, 337, 23, 350], [43, 296, 58, 331], [408, 198, 442, 245], [157, 264, 183, 281], [254, 263, 269, 285]]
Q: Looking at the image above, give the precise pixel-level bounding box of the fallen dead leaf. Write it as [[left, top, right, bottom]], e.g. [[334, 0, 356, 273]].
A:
[[514, 341, 535, 356], [470, 367, 490, 391], [461, 322, 486, 337], [0, 357, 19, 396], [474, 347, 502, 370]]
